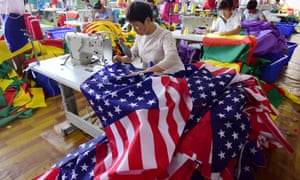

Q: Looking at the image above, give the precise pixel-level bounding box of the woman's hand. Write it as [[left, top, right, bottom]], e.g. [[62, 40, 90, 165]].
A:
[[112, 55, 132, 64]]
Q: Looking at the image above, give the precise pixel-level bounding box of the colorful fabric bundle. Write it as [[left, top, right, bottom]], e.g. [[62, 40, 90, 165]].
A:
[[0, 61, 46, 126], [202, 34, 257, 65], [34, 62, 292, 180]]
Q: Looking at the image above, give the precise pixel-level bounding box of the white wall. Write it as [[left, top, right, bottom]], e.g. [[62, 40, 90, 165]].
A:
[[285, 0, 300, 11]]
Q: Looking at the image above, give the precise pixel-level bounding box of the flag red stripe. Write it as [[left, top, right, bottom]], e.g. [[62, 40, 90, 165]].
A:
[[126, 112, 143, 170], [94, 143, 110, 179]]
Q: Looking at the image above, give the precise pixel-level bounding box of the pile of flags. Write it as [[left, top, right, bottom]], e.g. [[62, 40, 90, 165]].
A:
[[34, 62, 293, 180]]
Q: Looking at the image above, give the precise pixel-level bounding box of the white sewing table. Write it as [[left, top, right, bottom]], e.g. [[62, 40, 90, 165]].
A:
[[31, 54, 104, 137], [171, 30, 205, 42]]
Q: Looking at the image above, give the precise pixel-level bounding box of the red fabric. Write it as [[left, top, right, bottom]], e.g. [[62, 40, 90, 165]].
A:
[[30, 19, 44, 40], [3, 88, 17, 106], [25, 15, 36, 35], [41, 39, 64, 49]]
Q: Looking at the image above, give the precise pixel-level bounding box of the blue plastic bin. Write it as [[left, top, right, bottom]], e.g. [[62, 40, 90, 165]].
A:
[[260, 54, 288, 83], [259, 41, 297, 83], [44, 27, 74, 39], [34, 72, 61, 97], [276, 22, 296, 39]]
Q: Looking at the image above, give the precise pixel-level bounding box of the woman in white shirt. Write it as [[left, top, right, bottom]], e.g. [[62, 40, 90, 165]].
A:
[[211, 0, 241, 35], [112, 1, 184, 75]]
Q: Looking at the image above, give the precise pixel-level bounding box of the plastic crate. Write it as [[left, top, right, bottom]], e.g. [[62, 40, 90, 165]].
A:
[[45, 27, 74, 39], [259, 42, 297, 83], [276, 22, 296, 39], [33, 72, 60, 97], [260, 54, 288, 83], [285, 41, 298, 64]]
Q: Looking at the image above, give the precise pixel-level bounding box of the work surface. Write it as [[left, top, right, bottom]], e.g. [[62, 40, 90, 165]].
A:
[[31, 55, 102, 91]]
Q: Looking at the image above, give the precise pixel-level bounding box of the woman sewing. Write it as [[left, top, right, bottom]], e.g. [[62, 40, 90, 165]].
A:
[[113, 1, 184, 75], [211, 0, 241, 35], [94, 1, 114, 22]]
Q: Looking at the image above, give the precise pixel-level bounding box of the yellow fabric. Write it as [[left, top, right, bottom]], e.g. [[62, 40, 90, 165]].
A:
[[205, 33, 251, 40], [13, 87, 31, 107], [281, 87, 300, 105], [0, 79, 14, 91], [7, 69, 18, 79], [0, 41, 32, 65], [204, 59, 241, 72], [26, 88, 47, 108]]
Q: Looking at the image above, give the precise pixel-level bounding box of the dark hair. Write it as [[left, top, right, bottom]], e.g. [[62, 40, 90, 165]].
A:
[[94, 1, 103, 9], [146, 0, 155, 3], [247, 0, 258, 10], [126, 1, 153, 23], [218, 0, 234, 10]]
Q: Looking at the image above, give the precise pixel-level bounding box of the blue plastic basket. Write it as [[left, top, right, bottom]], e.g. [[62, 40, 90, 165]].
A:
[[45, 27, 75, 39], [260, 54, 288, 83], [34, 72, 61, 97], [259, 41, 298, 83], [276, 22, 296, 39]]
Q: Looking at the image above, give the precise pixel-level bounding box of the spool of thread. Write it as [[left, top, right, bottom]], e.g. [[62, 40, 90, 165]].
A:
[[191, 4, 196, 14], [174, 3, 179, 13], [184, 27, 189, 35], [182, 3, 187, 13]]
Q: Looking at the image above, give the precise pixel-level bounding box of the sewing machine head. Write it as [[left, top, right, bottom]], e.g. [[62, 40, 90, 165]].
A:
[[64, 32, 112, 66], [181, 15, 214, 34]]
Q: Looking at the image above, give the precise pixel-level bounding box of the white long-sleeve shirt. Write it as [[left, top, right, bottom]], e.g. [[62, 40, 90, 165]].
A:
[[131, 24, 184, 74], [0, 0, 25, 15]]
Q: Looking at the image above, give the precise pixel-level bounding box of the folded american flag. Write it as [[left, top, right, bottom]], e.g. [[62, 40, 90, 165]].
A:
[[34, 62, 292, 180]]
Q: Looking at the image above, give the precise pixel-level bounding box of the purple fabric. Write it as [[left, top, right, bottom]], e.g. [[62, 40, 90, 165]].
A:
[[242, 20, 288, 57], [178, 40, 201, 64]]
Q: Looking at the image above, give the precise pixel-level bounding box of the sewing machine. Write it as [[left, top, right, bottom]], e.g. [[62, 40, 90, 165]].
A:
[[64, 32, 113, 66], [181, 15, 214, 34]]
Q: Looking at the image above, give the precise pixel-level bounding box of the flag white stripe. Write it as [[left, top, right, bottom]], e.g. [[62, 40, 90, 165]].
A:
[[109, 123, 126, 171], [137, 110, 157, 169], [153, 76, 177, 161], [166, 153, 189, 177], [116, 115, 135, 172], [169, 85, 188, 136]]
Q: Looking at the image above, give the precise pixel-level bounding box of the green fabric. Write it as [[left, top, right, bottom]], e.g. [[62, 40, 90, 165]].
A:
[[240, 64, 254, 74], [267, 88, 285, 108], [0, 61, 12, 78], [0, 107, 33, 126], [202, 44, 249, 63], [0, 106, 10, 117], [0, 89, 5, 106]]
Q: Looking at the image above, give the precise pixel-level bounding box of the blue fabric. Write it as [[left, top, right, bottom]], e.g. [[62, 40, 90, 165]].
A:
[[4, 13, 28, 52], [95, 10, 113, 20]]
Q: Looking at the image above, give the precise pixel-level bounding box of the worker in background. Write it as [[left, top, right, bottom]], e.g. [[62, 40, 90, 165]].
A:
[[242, 0, 267, 21], [81, 0, 93, 8], [0, 0, 30, 74], [94, 1, 114, 22], [211, 0, 241, 35]]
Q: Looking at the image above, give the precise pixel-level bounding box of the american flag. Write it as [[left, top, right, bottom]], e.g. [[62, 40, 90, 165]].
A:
[[80, 62, 193, 179], [34, 62, 293, 180]]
